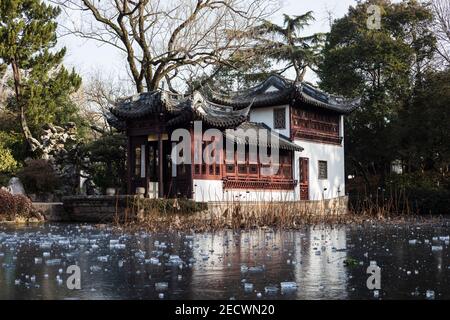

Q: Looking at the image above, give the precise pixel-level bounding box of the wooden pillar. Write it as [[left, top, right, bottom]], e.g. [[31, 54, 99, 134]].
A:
[[144, 142, 149, 197], [127, 135, 132, 195], [158, 133, 164, 198]]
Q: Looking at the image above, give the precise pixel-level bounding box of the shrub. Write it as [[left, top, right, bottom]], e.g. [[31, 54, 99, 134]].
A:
[[405, 187, 450, 215], [0, 144, 17, 173], [0, 130, 26, 168], [17, 159, 60, 194], [0, 189, 34, 218], [349, 172, 450, 215]]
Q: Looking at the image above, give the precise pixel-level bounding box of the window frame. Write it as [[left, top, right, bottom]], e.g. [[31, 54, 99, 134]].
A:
[[273, 107, 286, 129], [318, 160, 328, 180]]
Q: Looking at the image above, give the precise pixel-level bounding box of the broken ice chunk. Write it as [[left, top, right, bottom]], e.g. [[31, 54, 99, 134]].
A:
[[45, 259, 61, 266], [248, 265, 264, 273], [426, 290, 435, 300], [244, 283, 254, 292], [58, 239, 70, 246], [155, 282, 168, 291], [134, 251, 145, 259], [90, 265, 102, 272], [280, 282, 298, 291], [110, 243, 126, 249], [34, 257, 42, 264], [431, 245, 443, 252], [97, 256, 109, 262], [169, 255, 183, 265], [147, 257, 159, 265], [264, 286, 278, 294], [39, 242, 52, 249]]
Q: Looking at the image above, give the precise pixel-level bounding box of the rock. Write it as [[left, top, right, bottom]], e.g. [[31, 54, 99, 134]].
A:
[[106, 188, 116, 196], [7, 177, 25, 195]]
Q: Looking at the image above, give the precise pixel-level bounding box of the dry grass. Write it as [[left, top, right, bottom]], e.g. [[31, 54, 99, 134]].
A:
[[112, 196, 431, 233]]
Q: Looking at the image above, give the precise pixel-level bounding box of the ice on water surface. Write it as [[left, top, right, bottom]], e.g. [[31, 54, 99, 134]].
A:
[[0, 221, 448, 299]]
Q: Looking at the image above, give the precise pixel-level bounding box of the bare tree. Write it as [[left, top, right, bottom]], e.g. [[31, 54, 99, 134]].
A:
[[77, 71, 133, 137], [56, 0, 279, 93], [431, 0, 450, 65]]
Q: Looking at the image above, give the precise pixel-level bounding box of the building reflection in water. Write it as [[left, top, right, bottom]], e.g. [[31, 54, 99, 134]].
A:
[[188, 227, 348, 299]]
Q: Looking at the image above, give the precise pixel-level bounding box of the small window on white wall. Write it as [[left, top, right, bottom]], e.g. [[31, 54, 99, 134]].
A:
[[318, 160, 328, 180], [273, 108, 286, 129]]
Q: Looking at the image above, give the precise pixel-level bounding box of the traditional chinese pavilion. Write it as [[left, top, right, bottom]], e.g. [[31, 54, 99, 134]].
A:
[[108, 75, 359, 202]]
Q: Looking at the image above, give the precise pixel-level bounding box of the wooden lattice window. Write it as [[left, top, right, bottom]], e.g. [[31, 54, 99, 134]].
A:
[[274, 108, 286, 129], [238, 164, 247, 174], [318, 160, 328, 180], [226, 164, 235, 173]]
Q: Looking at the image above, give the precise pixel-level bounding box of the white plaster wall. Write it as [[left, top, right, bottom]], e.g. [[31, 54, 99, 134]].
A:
[[192, 114, 347, 202], [192, 179, 296, 202], [293, 137, 345, 201], [249, 105, 290, 138]]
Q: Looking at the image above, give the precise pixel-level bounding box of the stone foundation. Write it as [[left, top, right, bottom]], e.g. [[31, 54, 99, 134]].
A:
[[32, 202, 68, 222], [62, 196, 132, 222], [207, 196, 349, 216], [58, 195, 348, 223]]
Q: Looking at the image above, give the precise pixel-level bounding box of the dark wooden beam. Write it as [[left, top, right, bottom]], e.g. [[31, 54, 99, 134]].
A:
[[158, 134, 164, 198], [127, 135, 132, 195]]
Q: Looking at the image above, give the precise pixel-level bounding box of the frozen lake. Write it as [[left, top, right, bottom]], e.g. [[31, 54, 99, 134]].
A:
[[0, 220, 449, 300]]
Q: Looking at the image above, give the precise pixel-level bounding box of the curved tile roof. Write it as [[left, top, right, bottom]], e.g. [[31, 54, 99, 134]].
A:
[[105, 113, 126, 131], [191, 92, 251, 128], [110, 91, 164, 119], [295, 82, 361, 114], [206, 75, 294, 108], [109, 74, 360, 131], [207, 74, 360, 114], [110, 90, 250, 129]]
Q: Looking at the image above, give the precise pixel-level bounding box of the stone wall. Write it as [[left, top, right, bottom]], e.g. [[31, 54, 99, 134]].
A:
[[32, 202, 69, 222], [62, 196, 132, 223]]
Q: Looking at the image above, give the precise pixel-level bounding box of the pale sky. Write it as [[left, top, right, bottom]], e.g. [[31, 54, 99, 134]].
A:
[[57, 0, 360, 87]]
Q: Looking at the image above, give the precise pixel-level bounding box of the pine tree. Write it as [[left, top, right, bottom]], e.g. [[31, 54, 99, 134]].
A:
[[0, 0, 81, 153], [251, 12, 325, 81]]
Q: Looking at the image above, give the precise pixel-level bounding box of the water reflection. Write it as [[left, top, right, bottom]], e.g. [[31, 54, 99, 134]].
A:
[[0, 221, 448, 300]]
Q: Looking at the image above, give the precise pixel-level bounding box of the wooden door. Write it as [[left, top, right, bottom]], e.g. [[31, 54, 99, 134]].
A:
[[299, 157, 309, 200]]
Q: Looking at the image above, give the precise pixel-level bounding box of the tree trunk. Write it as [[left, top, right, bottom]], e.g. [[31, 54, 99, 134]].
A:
[[11, 59, 42, 152]]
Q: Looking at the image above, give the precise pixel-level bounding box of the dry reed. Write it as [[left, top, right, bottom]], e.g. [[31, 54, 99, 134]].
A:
[[112, 195, 430, 233]]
